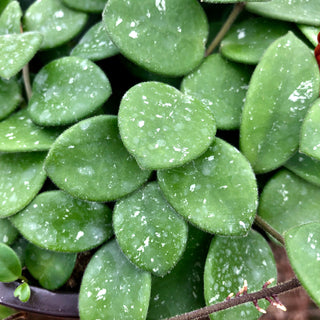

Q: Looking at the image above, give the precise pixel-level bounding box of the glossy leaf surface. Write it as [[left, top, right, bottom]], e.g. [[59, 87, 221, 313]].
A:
[[62, 0, 106, 12], [0, 152, 47, 218], [10, 190, 113, 252], [0, 78, 21, 120], [0, 1, 22, 34], [158, 138, 258, 236], [0, 219, 18, 245], [45, 115, 151, 201], [103, 0, 208, 76], [240, 32, 320, 173], [14, 282, 30, 302], [0, 243, 21, 282], [79, 240, 151, 320], [28, 56, 111, 126], [119, 81, 216, 169]]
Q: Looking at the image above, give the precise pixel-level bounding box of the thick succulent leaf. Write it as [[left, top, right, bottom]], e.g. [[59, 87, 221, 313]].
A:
[[158, 138, 258, 236], [181, 54, 250, 129], [0, 78, 21, 120], [0, 32, 42, 79], [0, 243, 21, 282], [258, 169, 320, 236], [285, 151, 320, 187], [10, 236, 28, 267], [113, 182, 188, 276], [0, 1, 12, 15], [10, 190, 113, 252], [202, 0, 269, 2], [0, 152, 47, 218], [147, 225, 210, 319], [25, 242, 76, 290], [204, 230, 277, 320], [28, 56, 111, 126], [300, 98, 320, 160], [119, 81, 216, 169], [298, 25, 320, 47], [79, 240, 151, 320], [246, 0, 320, 26], [0, 1, 22, 34], [285, 222, 320, 307], [45, 115, 151, 201], [0, 219, 18, 245], [0, 109, 62, 152], [240, 32, 320, 173], [14, 282, 30, 302], [103, 0, 208, 76], [23, 0, 87, 49], [220, 17, 291, 64], [62, 0, 106, 13], [71, 22, 119, 61]]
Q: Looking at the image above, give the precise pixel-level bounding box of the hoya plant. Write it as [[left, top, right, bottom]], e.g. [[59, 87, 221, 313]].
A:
[[0, 0, 320, 319]]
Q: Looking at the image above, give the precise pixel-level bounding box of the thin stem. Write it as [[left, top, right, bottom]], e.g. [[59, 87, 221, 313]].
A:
[[166, 277, 301, 320], [254, 215, 285, 246], [205, 2, 246, 57], [20, 25, 32, 101]]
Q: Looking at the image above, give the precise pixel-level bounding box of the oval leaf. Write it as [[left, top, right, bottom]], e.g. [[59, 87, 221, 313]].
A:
[[62, 0, 106, 12], [28, 56, 111, 126], [0, 219, 18, 245], [158, 138, 258, 236], [79, 240, 151, 320], [240, 32, 320, 173], [0, 1, 22, 35], [0, 78, 21, 120], [14, 282, 30, 303], [0, 243, 21, 282], [103, 0, 208, 76], [10, 190, 113, 252]]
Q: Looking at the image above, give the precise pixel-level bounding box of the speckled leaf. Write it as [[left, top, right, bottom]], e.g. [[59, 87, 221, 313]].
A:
[[220, 17, 291, 64], [158, 138, 258, 236], [0, 243, 21, 282], [298, 25, 320, 47], [23, 0, 87, 49], [202, 0, 269, 2], [103, 0, 208, 76], [0, 1, 12, 15], [147, 225, 210, 319], [300, 98, 320, 160], [71, 21, 119, 61], [114, 182, 188, 276], [28, 56, 111, 126], [204, 230, 277, 320], [0, 1, 22, 34], [246, 0, 320, 26], [285, 222, 320, 307], [45, 115, 151, 201], [14, 282, 30, 302], [62, 0, 106, 12], [79, 240, 151, 320], [119, 82, 216, 169], [285, 151, 320, 187], [0, 219, 18, 245], [25, 242, 76, 290], [0, 32, 42, 79], [0, 152, 46, 218], [0, 78, 21, 120], [10, 190, 113, 252], [10, 237, 28, 267], [258, 169, 320, 236], [240, 32, 320, 173], [181, 54, 250, 129]]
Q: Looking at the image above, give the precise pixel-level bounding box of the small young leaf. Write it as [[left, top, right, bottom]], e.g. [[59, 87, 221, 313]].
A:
[[13, 282, 30, 303], [62, 0, 106, 13], [285, 222, 320, 307], [0, 78, 21, 120], [79, 240, 151, 320], [0, 219, 18, 245], [0, 243, 21, 282], [0, 1, 22, 35]]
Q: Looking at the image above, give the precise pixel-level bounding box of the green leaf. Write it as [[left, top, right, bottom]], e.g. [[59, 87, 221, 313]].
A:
[[103, 0, 208, 76], [181, 53, 250, 129], [28, 56, 111, 126], [0, 219, 18, 245], [285, 151, 320, 187], [0, 32, 43, 79], [45, 115, 151, 202], [0, 109, 62, 152], [0, 78, 21, 121], [0, 243, 21, 282], [158, 138, 258, 236], [0, 305, 15, 319], [220, 17, 291, 65], [70, 21, 119, 61], [23, 0, 87, 49], [0, 152, 47, 218], [204, 230, 277, 320], [300, 98, 320, 160], [119, 81, 216, 169], [240, 32, 320, 173], [113, 182, 188, 276], [246, 0, 320, 26], [298, 25, 320, 47], [0, 1, 13, 15], [25, 242, 76, 290], [202, 0, 269, 2], [258, 169, 320, 236], [0, 1, 22, 35], [10, 237, 28, 267], [13, 282, 30, 303], [62, 0, 107, 12], [10, 190, 113, 252], [79, 240, 151, 320], [285, 222, 320, 307]]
